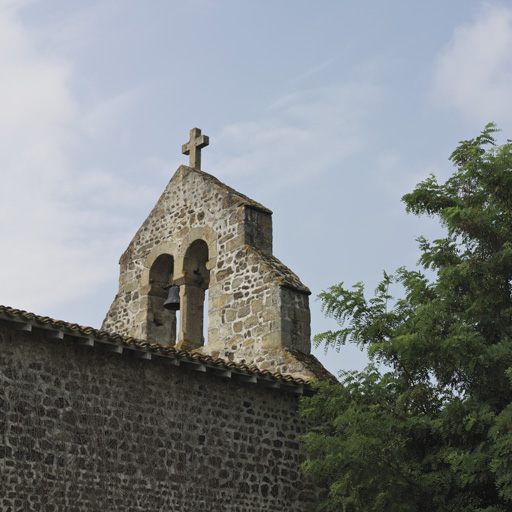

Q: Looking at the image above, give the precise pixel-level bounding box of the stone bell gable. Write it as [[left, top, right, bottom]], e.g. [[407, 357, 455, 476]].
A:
[[102, 130, 321, 380]]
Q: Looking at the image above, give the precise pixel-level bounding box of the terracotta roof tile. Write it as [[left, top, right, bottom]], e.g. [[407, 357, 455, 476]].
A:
[[0, 305, 323, 388]]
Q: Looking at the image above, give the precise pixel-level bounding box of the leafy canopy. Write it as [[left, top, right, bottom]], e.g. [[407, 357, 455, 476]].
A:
[[301, 124, 512, 511]]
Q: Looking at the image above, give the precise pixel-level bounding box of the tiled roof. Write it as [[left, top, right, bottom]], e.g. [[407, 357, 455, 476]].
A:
[[286, 349, 338, 384], [0, 305, 318, 392], [250, 246, 311, 295]]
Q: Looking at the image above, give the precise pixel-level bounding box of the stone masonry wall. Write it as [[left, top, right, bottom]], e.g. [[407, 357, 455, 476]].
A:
[[0, 324, 319, 511], [101, 165, 312, 373]]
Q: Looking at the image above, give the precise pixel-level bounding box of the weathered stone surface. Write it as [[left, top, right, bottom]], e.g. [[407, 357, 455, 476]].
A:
[[0, 325, 321, 511], [101, 165, 319, 380], [181, 127, 209, 170]]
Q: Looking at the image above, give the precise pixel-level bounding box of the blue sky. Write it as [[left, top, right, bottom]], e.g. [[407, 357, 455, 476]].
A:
[[1, 0, 512, 375]]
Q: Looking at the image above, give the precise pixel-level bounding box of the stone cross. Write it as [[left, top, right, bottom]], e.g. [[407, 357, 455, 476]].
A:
[[182, 128, 209, 170]]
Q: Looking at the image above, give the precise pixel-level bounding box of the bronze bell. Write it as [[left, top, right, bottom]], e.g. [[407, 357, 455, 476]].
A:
[[163, 285, 180, 311]]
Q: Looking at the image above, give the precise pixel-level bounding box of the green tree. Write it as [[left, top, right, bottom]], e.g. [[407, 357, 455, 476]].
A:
[[301, 124, 512, 511]]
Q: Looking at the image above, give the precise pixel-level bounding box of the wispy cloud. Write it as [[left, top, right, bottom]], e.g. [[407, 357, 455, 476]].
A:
[[3, 1, 380, 314], [83, 89, 142, 139], [209, 81, 381, 191], [431, 2, 512, 127], [289, 59, 335, 84], [371, 150, 454, 207], [0, 3, 152, 314]]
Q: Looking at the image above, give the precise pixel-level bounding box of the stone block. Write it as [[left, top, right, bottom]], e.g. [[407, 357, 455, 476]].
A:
[[251, 299, 263, 314], [226, 235, 245, 253], [128, 302, 139, 314], [238, 306, 250, 318], [213, 295, 228, 308], [232, 277, 244, 289], [216, 268, 234, 282], [135, 310, 147, 323], [225, 309, 237, 322], [208, 310, 222, 325], [261, 331, 281, 349], [244, 315, 259, 330], [230, 334, 244, 344], [263, 309, 278, 323], [251, 324, 265, 337], [218, 322, 232, 338]]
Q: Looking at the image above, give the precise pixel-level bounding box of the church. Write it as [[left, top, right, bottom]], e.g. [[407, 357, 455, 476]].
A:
[[0, 129, 333, 511]]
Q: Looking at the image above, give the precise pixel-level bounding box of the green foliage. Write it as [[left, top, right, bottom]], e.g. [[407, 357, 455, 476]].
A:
[[301, 124, 512, 511]]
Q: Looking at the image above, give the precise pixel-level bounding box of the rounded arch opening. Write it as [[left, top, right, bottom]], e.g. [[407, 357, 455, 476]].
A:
[[147, 253, 177, 346], [177, 239, 210, 350], [183, 239, 210, 289], [149, 254, 174, 295]]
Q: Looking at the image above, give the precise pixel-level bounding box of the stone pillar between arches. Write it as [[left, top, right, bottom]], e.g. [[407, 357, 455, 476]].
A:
[[176, 284, 205, 351]]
